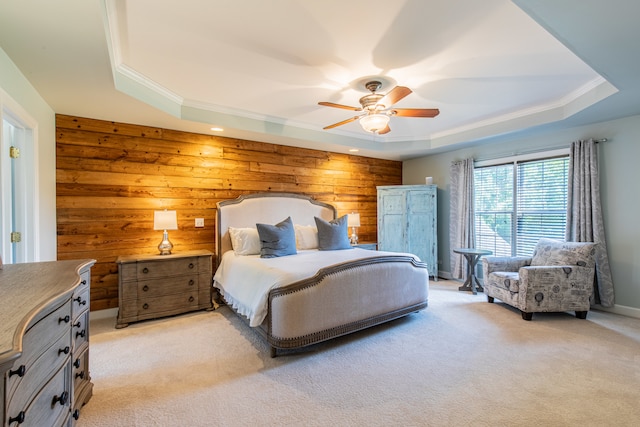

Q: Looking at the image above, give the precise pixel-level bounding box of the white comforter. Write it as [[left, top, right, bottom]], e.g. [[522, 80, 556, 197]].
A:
[[214, 248, 418, 326]]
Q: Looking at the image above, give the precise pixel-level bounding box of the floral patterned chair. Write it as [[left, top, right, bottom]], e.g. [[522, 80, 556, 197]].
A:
[[481, 238, 596, 320]]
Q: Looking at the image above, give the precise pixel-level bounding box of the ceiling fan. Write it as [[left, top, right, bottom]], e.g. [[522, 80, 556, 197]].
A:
[[318, 80, 439, 134]]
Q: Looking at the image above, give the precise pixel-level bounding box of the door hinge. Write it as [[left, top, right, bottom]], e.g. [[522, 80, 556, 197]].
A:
[[10, 232, 21, 243], [9, 146, 20, 159]]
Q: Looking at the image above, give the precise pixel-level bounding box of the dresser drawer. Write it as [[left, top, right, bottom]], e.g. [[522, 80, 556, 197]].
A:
[[6, 301, 71, 397], [135, 291, 200, 320], [72, 310, 89, 351], [72, 347, 89, 395], [136, 256, 200, 280], [6, 362, 71, 427], [6, 331, 71, 409], [72, 285, 90, 319], [138, 274, 199, 298]]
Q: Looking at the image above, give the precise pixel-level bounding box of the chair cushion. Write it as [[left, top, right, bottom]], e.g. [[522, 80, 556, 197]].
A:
[[530, 238, 595, 268], [487, 271, 521, 293]]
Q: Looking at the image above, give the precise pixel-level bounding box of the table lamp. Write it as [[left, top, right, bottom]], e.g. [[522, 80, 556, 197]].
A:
[[154, 210, 178, 255], [348, 212, 360, 245]]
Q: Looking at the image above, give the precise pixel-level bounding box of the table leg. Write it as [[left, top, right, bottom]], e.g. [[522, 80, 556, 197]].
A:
[[457, 254, 484, 294]]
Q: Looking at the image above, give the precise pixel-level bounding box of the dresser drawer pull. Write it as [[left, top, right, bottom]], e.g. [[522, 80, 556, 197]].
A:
[[189, 279, 195, 286], [9, 411, 25, 424], [73, 409, 80, 420], [59, 315, 70, 324], [143, 303, 149, 310], [74, 358, 81, 368], [143, 267, 149, 274], [189, 296, 195, 302], [76, 329, 86, 339], [52, 391, 69, 406], [81, 279, 87, 285], [76, 370, 85, 380], [74, 296, 87, 306], [189, 263, 195, 269], [59, 346, 70, 356], [73, 321, 82, 328], [9, 364, 26, 378], [143, 285, 149, 292]]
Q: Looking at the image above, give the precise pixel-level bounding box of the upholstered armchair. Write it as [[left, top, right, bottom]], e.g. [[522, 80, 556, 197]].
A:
[[482, 238, 596, 320]]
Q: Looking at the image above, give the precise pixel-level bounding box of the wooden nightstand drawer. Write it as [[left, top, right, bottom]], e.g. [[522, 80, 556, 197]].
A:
[[136, 256, 200, 279], [136, 291, 200, 320]]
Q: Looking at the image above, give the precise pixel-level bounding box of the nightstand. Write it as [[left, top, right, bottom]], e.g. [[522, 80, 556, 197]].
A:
[[353, 242, 377, 250], [116, 250, 213, 328]]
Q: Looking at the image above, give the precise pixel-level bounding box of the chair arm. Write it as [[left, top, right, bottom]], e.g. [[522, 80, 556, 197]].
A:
[[518, 265, 595, 306], [482, 256, 531, 274]]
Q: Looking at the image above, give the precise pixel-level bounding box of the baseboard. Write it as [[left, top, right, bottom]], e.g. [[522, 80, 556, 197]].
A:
[[90, 307, 118, 321], [594, 304, 640, 319]]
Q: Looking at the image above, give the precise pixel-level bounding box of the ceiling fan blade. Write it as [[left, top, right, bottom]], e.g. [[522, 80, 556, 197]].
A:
[[323, 115, 361, 130], [318, 101, 361, 111], [377, 86, 412, 108], [392, 108, 440, 118], [377, 124, 391, 135]]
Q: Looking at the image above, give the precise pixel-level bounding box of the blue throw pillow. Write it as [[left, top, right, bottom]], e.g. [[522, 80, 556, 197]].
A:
[[256, 217, 297, 258], [314, 215, 352, 250]]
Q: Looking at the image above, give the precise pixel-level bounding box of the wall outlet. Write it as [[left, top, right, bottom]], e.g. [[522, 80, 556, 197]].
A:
[[195, 218, 204, 228]]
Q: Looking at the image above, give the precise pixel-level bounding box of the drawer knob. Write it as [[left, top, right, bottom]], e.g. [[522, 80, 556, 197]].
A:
[[75, 371, 85, 380], [74, 296, 87, 306], [9, 411, 25, 424], [74, 358, 81, 368], [76, 329, 86, 339], [143, 303, 149, 310], [81, 279, 87, 285], [9, 364, 26, 378], [189, 296, 195, 302], [73, 321, 82, 328], [143, 285, 149, 292], [52, 391, 69, 406], [189, 263, 194, 269], [143, 267, 149, 274], [189, 279, 195, 286], [59, 315, 70, 324], [59, 346, 70, 356], [73, 409, 80, 420]]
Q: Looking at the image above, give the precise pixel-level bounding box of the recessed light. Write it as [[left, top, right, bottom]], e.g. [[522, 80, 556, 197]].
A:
[[210, 127, 224, 132]]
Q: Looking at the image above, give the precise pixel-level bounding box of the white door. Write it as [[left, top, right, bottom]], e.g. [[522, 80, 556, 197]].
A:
[[0, 105, 37, 264]]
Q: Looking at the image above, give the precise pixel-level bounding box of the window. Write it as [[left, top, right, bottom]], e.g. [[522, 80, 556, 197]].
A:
[[474, 152, 569, 257]]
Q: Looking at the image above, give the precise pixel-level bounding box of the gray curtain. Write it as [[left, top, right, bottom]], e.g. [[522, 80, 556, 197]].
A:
[[566, 139, 615, 307], [449, 158, 475, 279]]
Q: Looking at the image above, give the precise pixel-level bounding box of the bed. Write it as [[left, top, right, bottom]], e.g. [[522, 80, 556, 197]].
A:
[[213, 192, 429, 357]]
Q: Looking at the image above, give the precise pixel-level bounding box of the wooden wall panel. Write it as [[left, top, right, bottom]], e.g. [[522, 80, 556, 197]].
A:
[[56, 114, 402, 311]]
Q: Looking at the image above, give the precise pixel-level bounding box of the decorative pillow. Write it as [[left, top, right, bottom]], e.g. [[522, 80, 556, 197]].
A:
[[294, 224, 319, 250], [314, 215, 352, 250], [531, 238, 596, 268], [256, 217, 297, 258], [228, 227, 261, 255]]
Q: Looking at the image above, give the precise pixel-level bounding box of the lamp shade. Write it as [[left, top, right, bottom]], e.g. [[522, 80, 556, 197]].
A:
[[347, 213, 361, 227], [359, 114, 390, 133], [154, 210, 178, 230]]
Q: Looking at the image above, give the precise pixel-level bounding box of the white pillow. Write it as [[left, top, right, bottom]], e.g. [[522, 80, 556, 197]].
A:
[[228, 227, 261, 255], [294, 224, 319, 250]]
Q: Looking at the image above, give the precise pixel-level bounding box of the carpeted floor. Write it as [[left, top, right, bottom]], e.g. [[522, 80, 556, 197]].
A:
[[77, 280, 640, 426]]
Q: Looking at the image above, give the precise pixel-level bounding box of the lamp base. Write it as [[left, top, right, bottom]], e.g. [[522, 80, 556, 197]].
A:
[[158, 230, 174, 255], [350, 227, 359, 245]]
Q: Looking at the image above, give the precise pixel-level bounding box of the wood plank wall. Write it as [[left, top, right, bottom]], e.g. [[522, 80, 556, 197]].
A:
[[56, 115, 402, 311]]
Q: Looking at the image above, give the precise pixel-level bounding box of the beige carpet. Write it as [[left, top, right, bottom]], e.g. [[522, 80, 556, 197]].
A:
[[77, 281, 640, 427]]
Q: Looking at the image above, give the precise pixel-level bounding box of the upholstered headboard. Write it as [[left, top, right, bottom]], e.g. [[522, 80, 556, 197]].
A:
[[216, 193, 336, 265]]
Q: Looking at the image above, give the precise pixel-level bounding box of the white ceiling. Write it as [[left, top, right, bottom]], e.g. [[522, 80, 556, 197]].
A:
[[1, 0, 639, 160]]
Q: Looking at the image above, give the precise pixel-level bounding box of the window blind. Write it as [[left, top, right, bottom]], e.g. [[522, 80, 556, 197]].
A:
[[474, 155, 569, 256]]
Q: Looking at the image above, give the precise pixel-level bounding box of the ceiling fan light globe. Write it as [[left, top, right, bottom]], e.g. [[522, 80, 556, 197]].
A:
[[359, 114, 390, 133]]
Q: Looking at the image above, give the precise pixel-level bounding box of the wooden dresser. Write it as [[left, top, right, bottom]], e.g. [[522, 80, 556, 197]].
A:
[[0, 259, 95, 427], [116, 250, 213, 328]]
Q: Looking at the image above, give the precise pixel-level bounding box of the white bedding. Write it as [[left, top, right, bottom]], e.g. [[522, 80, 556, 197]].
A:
[[214, 248, 419, 326]]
